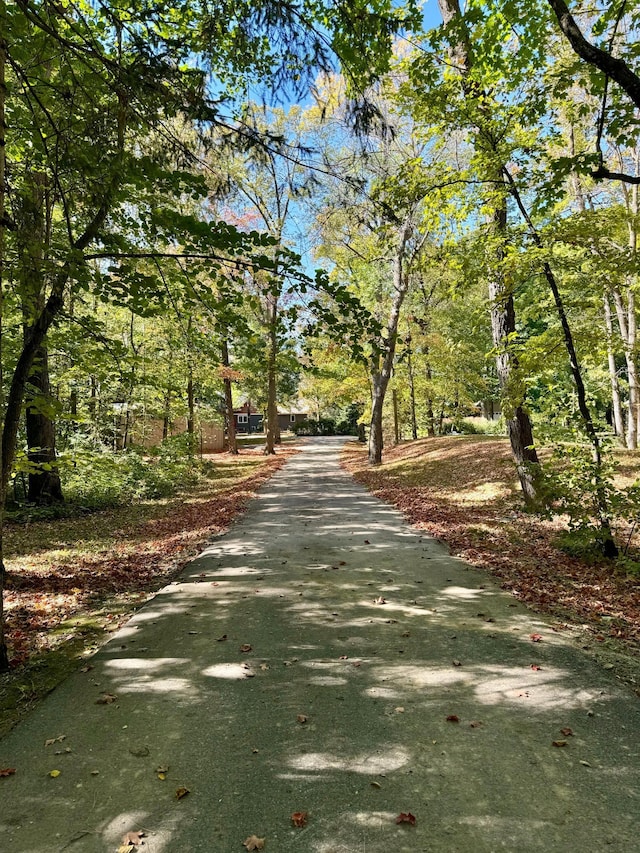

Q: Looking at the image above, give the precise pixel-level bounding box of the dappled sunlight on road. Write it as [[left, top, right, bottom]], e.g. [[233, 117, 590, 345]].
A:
[[288, 746, 411, 775], [2, 438, 638, 853]]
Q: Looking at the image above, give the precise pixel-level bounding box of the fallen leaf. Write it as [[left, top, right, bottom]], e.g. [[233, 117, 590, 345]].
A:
[[446, 715, 460, 723], [45, 735, 66, 747], [122, 831, 145, 846], [259, 663, 270, 671], [395, 706, 405, 713], [452, 660, 462, 667], [96, 693, 118, 704], [560, 727, 574, 737], [552, 740, 568, 748], [296, 714, 308, 724], [395, 812, 416, 825], [469, 720, 483, 728], [373, 597, 386, 605], [339, 655, 349, 660], [364, 539, 370, 544], [291, 811, 308, 827], [80, 665, 93, 673], [49, 769, 61, 777], [240, 644, 252, 653], [216, 634, 228, 642], [580, 760, 591, 767], [156, 764, 169, 780], [530, 633, 543, 643], [401, 631, 411, 638], [175, 786, 190, 799], [117, 845, 135, 853], [370, 780, 382, 789], [242, 836, 266, 851], [0, 768, 16, 777], [531, 664, 542, 671]]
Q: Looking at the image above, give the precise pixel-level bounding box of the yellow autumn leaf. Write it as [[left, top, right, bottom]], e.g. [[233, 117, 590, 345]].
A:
[[49, 770, 61, 778]]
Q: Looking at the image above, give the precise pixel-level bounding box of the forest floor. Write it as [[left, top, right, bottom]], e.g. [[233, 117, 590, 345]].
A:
[[0, 446, 297, 737], [342, 436, 640, 696]]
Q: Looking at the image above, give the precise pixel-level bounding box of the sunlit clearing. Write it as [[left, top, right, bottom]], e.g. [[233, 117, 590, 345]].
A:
[[439, 586, 490, 600], [202, 663, 256, 679], [106, 657, 189, 672], [368, 663, 614, 710], [102, 812, 150, 845], [448, 483, 510, 504], [289, 746, 410, 774]]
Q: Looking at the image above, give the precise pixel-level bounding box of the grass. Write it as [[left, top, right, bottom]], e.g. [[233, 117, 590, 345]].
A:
[[342, 435, 640, 695], [0, 446, 297, 737]]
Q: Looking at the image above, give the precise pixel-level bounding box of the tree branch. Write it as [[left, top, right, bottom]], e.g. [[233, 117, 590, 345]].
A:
[[548, 0, 640, 110]]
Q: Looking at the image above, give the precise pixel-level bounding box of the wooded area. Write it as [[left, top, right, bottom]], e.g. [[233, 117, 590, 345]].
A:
[[2, 0, 640, 676]]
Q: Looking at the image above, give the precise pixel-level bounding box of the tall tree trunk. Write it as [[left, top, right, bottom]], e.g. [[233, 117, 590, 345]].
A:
[[392, 388, 400, 445], [407, 341, 418, 440], [221, 337, 238, 455], [25, 345, 63, 503], [368, 221, 412, 465], [186, 371, 195, 449], [264, 296, 278, 456], [425, 358, 436, 436], [19, 170, 63, 505], [0, 0, 9, 670], [438, 0, 540, 505], [162, 390, 171, 441], [369, 374, 385, 463], [489, 193, 540, 505], [612, 286, 638, 450], [603, 292, 626, 445]]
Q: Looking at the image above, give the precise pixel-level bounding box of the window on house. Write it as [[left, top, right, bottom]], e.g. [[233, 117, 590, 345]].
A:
[[290, 414, 296, 423], [237, 414, 248, 424]]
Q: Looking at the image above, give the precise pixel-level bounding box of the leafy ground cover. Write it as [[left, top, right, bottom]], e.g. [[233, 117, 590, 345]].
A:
[[0, 447, 296, 736], [342, 436, 640, 694]]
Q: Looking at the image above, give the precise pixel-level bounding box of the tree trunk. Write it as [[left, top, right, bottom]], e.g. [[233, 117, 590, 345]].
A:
[[221, 337, 238, 455], [407, 343, 418, 440], [264, 297, 278, 455], [612, 286, 638, 450], [0, 0, 9, 670], [604, 292, 626, 445], [489, 197, 540, 506], [425, 359, 436, 436], [186, 370, 195, 451], [18, 168, 63, 505], [392, 388, 400, 445], [25, 344, 64, 503], [368, 221, 413, 465], [369, 374, 385, 464]]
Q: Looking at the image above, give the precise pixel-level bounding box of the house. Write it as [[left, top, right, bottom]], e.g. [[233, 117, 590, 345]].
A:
[[277, 409, 309, 432], [233, 404, 310, 434], [233, 403, 264, 434]]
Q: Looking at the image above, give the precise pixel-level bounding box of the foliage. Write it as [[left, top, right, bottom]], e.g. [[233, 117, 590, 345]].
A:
[[291, 418, 337, 436]]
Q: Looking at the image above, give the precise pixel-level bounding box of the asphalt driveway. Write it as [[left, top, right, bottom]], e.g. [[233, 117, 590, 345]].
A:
[[1, 437, 639, 852]]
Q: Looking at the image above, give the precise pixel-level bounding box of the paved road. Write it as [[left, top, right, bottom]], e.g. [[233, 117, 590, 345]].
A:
[[1, 437, 639, 852]]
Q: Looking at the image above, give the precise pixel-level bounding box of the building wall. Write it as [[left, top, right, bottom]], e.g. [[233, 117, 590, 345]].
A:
[[131, 417, 225, 452]]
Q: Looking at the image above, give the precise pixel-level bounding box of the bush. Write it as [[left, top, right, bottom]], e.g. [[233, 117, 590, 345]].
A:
[[291, 418, 336, 436], [57, 436, 203, 509]]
